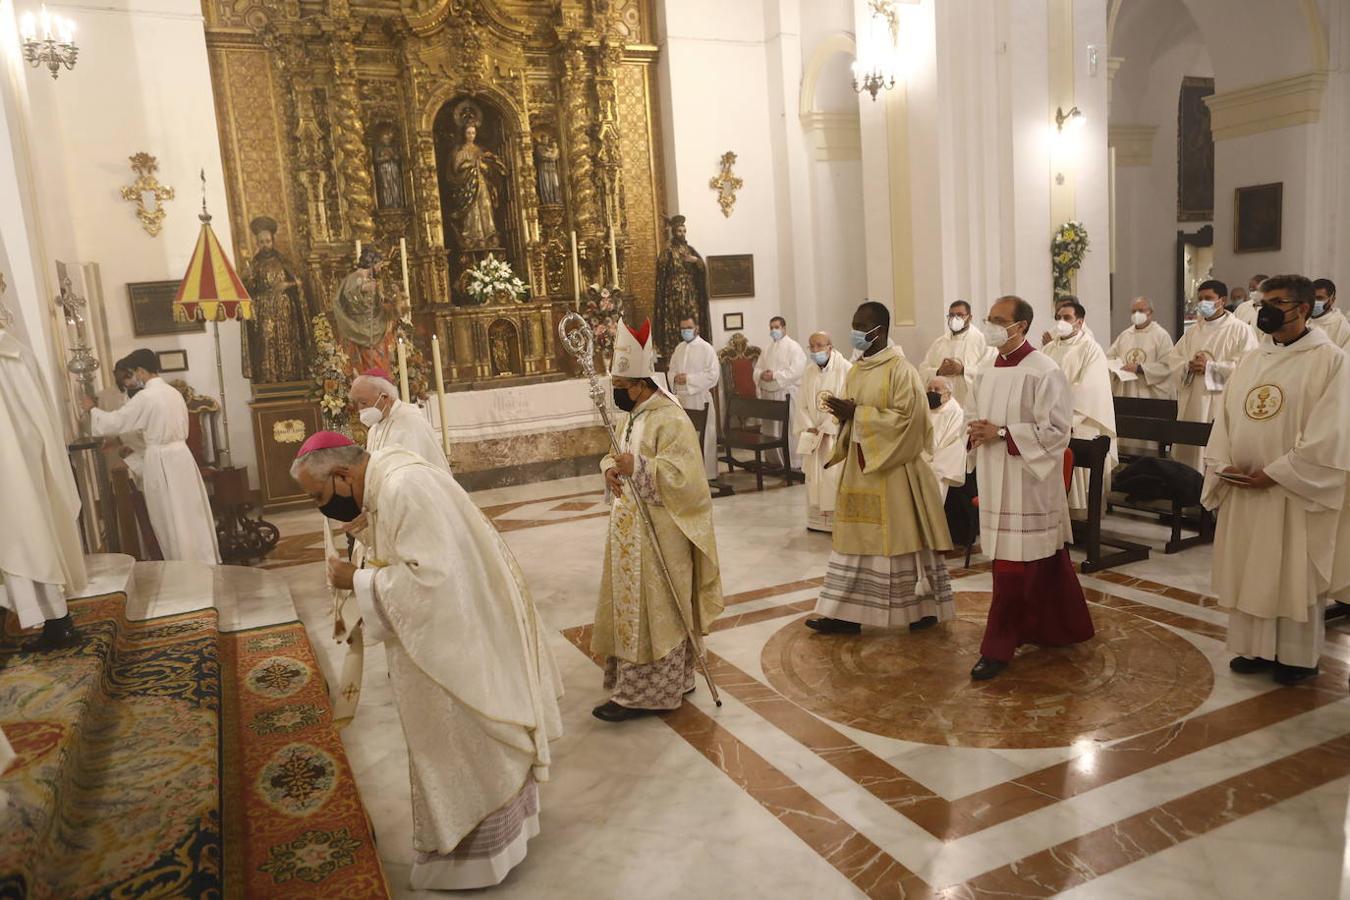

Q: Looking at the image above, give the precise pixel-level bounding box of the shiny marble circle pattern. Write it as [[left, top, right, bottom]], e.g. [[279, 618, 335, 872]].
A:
[[761, 591, 1214, 749]]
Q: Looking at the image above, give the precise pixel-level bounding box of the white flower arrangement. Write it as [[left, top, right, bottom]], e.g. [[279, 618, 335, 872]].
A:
[[465, 255, 528, 305]]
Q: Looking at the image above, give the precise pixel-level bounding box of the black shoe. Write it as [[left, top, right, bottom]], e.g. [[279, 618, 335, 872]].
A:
[[1273, 663, 1319, 685], [970, 657, 1008, 681], [1229, 656, 1274, 674], [23, 615, 80, 652], [909, 616, 939, 632], [804, 616, 861, 635], [592, 701, 659, 722]]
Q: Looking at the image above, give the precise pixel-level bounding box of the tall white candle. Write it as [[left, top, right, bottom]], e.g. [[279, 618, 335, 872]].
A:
[[570, 230, 581, 309], [396, 336, 410, 402], [399, 237, 410, 301], [355, 239, 362, 263], [609, 226, 620, 288], [431, 333, 450, 457]]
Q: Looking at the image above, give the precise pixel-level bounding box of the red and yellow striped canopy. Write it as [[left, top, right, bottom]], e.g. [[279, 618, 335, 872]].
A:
[[173, 217, 252, 322]]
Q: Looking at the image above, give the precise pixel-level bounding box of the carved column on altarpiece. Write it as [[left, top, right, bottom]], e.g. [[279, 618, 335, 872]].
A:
[[559, 33, 601, 284], [401, 42, 449, 307], [328, 29, 376, 242], [594, 36, 627, 290]]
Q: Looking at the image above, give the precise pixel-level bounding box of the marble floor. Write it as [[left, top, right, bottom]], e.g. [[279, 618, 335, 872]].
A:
[[240, 474, 1349, 898]]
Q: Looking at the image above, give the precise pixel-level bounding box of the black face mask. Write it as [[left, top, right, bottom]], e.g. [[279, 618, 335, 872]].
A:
[[613, 387, 637, 412], [926, 391, 943, 410], [1256, 304, 1289, 335], [319, 474, 362, 522]]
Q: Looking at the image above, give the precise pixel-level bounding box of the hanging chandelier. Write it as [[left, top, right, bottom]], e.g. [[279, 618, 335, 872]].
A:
[[19, 5, 79, 80], [852, 0, 899, 101]]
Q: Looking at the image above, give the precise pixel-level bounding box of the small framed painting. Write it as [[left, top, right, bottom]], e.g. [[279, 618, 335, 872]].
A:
[[722, 312, 745, 331], [157, 349, 189, 373], [1234, 183, 1282, 254], [707, 254, 755, 299], [129, 280, 204, 336]]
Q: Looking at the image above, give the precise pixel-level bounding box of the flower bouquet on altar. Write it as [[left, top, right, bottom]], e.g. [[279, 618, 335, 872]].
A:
[[309, 314, 354, 431], [464, 255, 528, 305], [582, 284, 626, 369]]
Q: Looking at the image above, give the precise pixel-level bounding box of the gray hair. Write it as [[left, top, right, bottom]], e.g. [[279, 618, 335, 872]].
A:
[[926, 375, 953, 393], [289, 444, 368, 483], [350, 374, 398, 401], [1131, 296, 1153, 311]]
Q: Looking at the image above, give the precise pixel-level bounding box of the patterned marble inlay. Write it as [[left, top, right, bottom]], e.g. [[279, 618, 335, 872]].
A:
[[761, 592, 1214, 749]]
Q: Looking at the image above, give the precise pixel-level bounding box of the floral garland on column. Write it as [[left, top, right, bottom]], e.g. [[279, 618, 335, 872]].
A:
[[308, 314, 431, 433], [1051, 221, 1089, 299]]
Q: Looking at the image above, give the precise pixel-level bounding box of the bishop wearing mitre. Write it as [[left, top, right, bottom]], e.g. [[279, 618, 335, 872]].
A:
[[1203, 275, 1350, 685], [1043, 301, 1118, 511], [293, 431, 563, 890], [793, 331, 852, 532], [593, 320, 724, 722]]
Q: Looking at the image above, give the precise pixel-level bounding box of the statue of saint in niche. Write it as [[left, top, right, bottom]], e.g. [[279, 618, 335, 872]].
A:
[[445, 119, 506, 251], [373, 125, 406, 210], [332, 246, 407, 375], [534, 133, 562, 206], [242, 216, 309, 383], [654, 215, 710, 360]]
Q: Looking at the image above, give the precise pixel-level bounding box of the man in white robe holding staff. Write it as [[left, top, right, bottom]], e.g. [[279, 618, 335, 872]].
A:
[[1203, 275, 1350, 685]]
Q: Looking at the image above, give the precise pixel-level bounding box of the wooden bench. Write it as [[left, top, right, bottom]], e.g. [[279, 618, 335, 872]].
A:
[[721, 396, 791, 491], [1070, 435, 1152, 572], [1113, 396, 1178, 459], [1111, 416, 1215, 553]]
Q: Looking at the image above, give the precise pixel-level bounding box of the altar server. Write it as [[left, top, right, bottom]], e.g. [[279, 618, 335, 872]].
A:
[[754, 315, 808, 469], [968, 296, 1094, 680], [296, 432, 562, 889], [918, 300, 994, 406], [594, 320, 724, 721], [110, 358, 161, 560], [793, 331, 851, 532], [1, 314, 87, 649], [923, 376, 966, 502], [667, 316, 721, 479], [1043, 300, 1117, 511], [805, 301, 954, 635], [1203, 275, 1350, 685], [84, 348, 218, 564], [1140, 280, 1257, 470], [1311, 278, 1350, 350], [350, 371, 452, 475]]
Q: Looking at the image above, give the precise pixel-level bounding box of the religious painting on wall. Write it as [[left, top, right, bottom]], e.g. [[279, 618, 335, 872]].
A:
[[707, 254, 755, 299], [1234, 182, 1282, 254], [128, 280, 204, 337], [1176, 76, 1215, 222]]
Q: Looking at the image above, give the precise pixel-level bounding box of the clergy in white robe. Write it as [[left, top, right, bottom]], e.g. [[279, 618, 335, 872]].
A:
[[0, 322, 86, 649], [1043, 301, 1118, 511], [923, 376, 966, 502], [295, 432, 563, 890], [1040, 296, 1096, 347], [753, 316, 809, 469], [350, 373, 452, 475], [968, 296, 1094, 680], [1140, 281, 1257, 470], [793, 334, 851, 531], [667, 317, 721, 479], [918, 301, 995, 407], [1235, 275, 1268, 329], [109, 359, 162, 560], [86, 349, 219, 564], [1201, 275, 1350, 684], [1311, 278, 1350, 350]]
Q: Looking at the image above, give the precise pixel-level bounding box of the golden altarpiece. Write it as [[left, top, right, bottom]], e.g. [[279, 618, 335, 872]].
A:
[[203, 0, 666, 501]]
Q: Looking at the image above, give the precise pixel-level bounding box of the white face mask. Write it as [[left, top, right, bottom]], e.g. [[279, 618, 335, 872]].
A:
[[981, 321, 1011, 347], [1131, 311, 1149, 327], [1054, 319, 1076, 339], [948, 315, 968, 334], [358, 403, 385, 428]]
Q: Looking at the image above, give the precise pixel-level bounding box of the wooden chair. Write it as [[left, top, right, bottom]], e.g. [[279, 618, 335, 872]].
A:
[[716, 333, 762, 467], [722, 396, 791, 491]]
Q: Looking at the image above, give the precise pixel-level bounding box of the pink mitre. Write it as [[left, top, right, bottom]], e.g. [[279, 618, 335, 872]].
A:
[[296, 430, 355, 459]]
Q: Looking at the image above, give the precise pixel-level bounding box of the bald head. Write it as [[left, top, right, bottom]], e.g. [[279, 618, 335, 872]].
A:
[[808, 331, 832, 353]]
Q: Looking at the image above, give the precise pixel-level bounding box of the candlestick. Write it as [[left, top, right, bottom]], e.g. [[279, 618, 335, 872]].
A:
[[431, 333, 450, 457], [570, 230, 581, 310], [396, 336, 410, 402], [608, 226, 620, 289]]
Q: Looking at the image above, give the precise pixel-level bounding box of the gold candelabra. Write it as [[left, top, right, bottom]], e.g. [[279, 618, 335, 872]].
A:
[[20, 6, 79, 80]]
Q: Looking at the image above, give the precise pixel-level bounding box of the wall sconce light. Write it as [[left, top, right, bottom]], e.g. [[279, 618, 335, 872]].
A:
[[19, 5, 79, 80], [852, 0, 900, 102], [1055, 105, 1085, 132]]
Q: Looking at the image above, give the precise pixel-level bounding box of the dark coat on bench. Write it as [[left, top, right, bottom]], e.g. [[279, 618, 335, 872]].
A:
[[1113, 457, 1204, 507]]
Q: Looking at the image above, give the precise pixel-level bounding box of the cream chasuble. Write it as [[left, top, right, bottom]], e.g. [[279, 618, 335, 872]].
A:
[[827, 347, 952, 557], [793, 350, 851, 528], [668, 335, 721, 478], [366, 398, 452, 476], [1044, 331, 1118, 510], [1106, 321, 1174, 400], [352, 448, 563, 857], [754, 334, 809, 467], [970, 346, 1075, 562], [1201, 328, 1350, 627], [1312, 308, 1350, 351], [1233, 300, 1260, 328], [594, 394, 724, 665], [1141, 312, 1257, 470], [923, 397, 967, 502], [918, 326, 995, 406]]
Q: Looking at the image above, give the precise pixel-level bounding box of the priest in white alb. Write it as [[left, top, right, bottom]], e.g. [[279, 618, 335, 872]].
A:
[[923, 376, 966, 502], [1140, 279, 1257, 470], [1107, 296, 1174, 455], [754, 315, 809, 469], [793, 331, 851, 532], [350, 370, 452, 475], [294, 431, 562, 889], [1203, 275, 1350, 685], [1311, 278, 1350, 350], [918, 300, 994, 407], [1232, 274, 1268, 328], [1, 304, 87, 650], [667, 315, 721, 479], [967, 296, 1094, 680], [1043, 300, 1118, 511]]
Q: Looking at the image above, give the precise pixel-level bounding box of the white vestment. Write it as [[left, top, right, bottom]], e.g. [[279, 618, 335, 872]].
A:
[[923, 397, 966, 502], [791, 350, 851, 530], [668, 335, 721, 478], [1141, 312, 1257, 470], [754, 334, 808, 468], [90, 377, 219, 564], [969, 345, 1075, 562], [0, 328, 87, 628], [1312, 308, 1350, 351], [918, 327, 995, 407], [366, 398, 452, 476], [1044, 331, 1118, 510], [1107, 321, 1174, 455], [1201, 328, 1350, 668], [353, 448, 563, 888], [1233, 300, 1260, 328]]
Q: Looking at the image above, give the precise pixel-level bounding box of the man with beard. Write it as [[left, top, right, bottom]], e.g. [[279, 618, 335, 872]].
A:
[[654, 215, 710, 359], [242, 216, 309, 383]]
